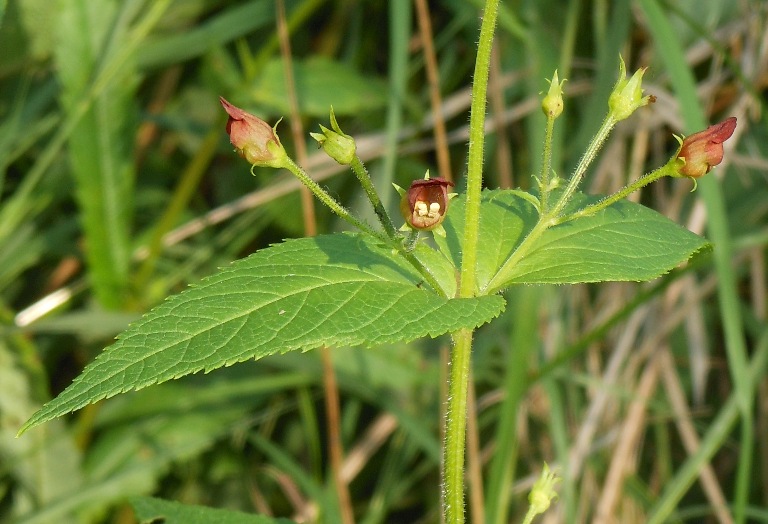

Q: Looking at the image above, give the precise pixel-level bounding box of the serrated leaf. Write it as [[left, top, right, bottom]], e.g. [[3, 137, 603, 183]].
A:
[[20, 233, 504, 434], [436, 189, 709, 291], [131, 496, 296, 524]]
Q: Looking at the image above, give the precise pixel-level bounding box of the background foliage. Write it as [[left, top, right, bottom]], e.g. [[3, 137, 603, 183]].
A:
[[1, 0, 766, 522]]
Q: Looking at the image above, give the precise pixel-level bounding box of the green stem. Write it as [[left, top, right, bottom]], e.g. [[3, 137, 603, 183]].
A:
[[559, 162, 676, 223], [444, 328, 474, 523], [444, 1, 500, 523], [550, 114, 617, 218], [460, 0, 499, 299], [283, 157, 384, 241], [538, 114, 556, 214], [403, 229, 419, 252], [350, 155, 399, 239], [485, 112, 625, 294]]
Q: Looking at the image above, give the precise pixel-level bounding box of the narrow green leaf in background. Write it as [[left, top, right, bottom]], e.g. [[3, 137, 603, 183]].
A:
[[19, 233, 505, 434], [0, 344, 83, 523], [56, 0, 137, 308], [131, 496, 297, 524], [136, 0, 273, 70]]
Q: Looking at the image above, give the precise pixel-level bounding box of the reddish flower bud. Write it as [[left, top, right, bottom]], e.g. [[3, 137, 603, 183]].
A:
[[400, 177, 454, 231], [674, 117, 737, 178], [219, 97, 288, 168]]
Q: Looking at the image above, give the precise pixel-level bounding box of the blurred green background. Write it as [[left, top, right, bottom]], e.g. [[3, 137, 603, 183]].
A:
[[1, 0, 766, 522]]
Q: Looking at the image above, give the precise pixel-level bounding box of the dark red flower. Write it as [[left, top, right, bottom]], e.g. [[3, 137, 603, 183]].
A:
[[675, 117, 737, 178], [219, 97, 287, 168], [400, 177, 454, 231]]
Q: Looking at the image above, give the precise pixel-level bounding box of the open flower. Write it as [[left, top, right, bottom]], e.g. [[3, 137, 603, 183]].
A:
[[400, 177, 454, 231], [219, 97, 288, 169], [673, 117, 737, 179]]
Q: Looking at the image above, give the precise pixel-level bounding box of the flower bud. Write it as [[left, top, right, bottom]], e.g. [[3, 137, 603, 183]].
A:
[[219, 97, 288, 169], [310, 108, 356, 165], [400, 176, 454, 231], [528, 463, 560, 517], [673, 117, 737, 179], [608, 56, 655, 121], [541, 70, 565, 119]]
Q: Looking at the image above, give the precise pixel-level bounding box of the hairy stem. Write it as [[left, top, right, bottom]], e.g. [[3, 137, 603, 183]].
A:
[[539, 113, 557, 214], [560, 163, 675, 223], [444, 1, 500, 523], [550, 114, 617, 218], [283, 157, 383, 240], [350, 156, 400, 239]]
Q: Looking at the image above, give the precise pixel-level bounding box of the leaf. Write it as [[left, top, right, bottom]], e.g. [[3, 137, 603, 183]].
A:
[[131, 496, 296, 524], [0, 343, 84, 521], [251, 57, 389, 116], [437, 189, 540, 291], [0, 222, 44, 294], [19, 233, 504, 434], [136, 1, 273, 70], [56, 0, 136, 308], [436, 189, 709, 292]]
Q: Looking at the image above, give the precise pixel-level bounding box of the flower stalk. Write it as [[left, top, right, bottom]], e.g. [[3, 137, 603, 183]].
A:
[[550, 114, 617, 218], [284, 157, 449, 295], [560, 164, 672, 223], [350, 156, 400, 239], [539, 71, 565, 214], [562, 116, 738, 222], [549, 56, 654, 219], [311, 109, 400, 239], [273, 157, 380, 241]]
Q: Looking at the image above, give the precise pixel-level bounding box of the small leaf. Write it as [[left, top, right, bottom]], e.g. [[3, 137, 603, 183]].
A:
[[131, 496, 296, 524], [20, 233, 504, 434], [436, 189, 709, 291]]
